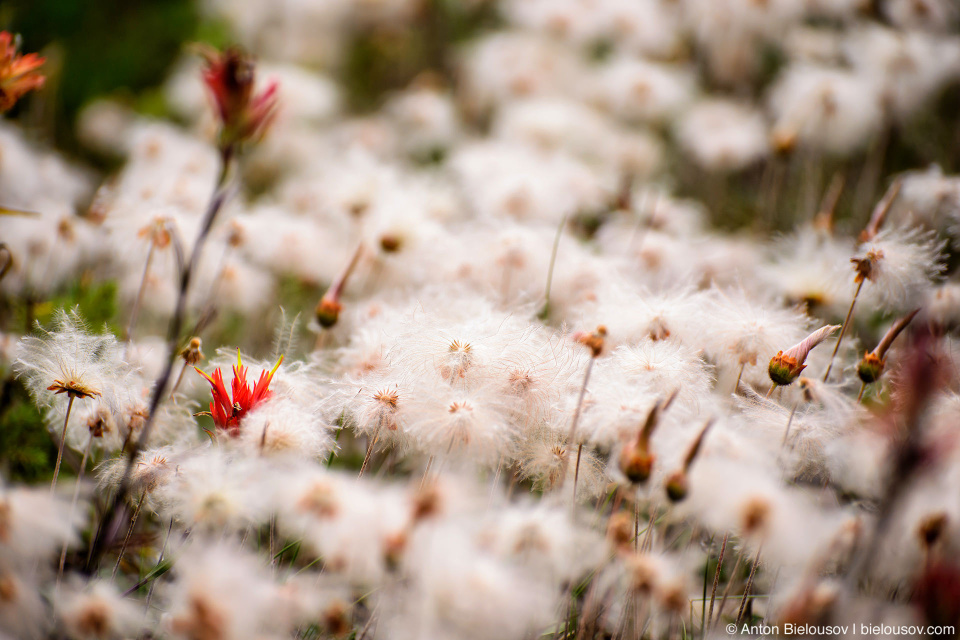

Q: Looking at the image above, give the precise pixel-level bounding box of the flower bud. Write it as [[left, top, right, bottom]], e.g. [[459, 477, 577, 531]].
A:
[[664, 469, 688, 502], [619, 441, 654, 484], [315, 297, 342, 329], [856, 352, 884, 384]]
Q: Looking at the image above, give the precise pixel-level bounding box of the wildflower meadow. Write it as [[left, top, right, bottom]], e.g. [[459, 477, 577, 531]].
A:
[[1, 2, 960, 639]]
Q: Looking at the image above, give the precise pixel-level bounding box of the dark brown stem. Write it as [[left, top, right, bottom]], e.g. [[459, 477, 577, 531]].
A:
[[358, 420, 383, 478], [735, 547, 763, 626], [823, 280, 864, 382], [58, 434, 93, 584], [51, 395, 75, 492], [170, 361, 189, 400], [87, 144, 234, 573], [112, 491, 146, 578], [714, 545, 745, 626], [707, 533, 729, 633]]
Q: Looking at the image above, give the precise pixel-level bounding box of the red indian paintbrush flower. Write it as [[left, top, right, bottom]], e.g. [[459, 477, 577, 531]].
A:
[[198, 45, 278, 150], [0, 32, 45, 112], [195, 350, 283, 435]]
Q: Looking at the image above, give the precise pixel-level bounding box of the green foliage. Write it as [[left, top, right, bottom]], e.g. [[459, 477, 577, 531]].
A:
[[24, 277, 120, 335], [0, 378, 55, 483], [6, 0, 199, 153]]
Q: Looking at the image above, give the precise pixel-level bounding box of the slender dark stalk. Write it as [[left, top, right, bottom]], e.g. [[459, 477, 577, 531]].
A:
[[87, 145, 234, 573], [358, 418, 383, 478], [707, 533, 728, 634], [714, 545, 745, 627], [58, 434, 93, 584], [701, 537, 711, 638], [735, 547, 763, 626], [170, 361, 189, 400], [823, 280, 864, 382], [144, 519, 174, 611], [112, 492, 146, 578], [857, 382, 867, 403], [51, 395, 75, 492]]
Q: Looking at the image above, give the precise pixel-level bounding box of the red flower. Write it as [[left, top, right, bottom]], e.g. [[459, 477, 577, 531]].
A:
[[0, 32, 45, 113], [198, 45, 278, 149], [195, 350, 283, 436]]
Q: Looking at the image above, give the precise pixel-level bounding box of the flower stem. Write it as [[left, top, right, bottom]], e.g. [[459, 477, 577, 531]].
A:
[[124, 238, 156, 343], [112, 491, 146, 579], [538, 214, 567, 321], [58, 433, 93, 585], [706, 533, 728, 636], [823, 280, 864, 382], [169, 360, 189, 400], [857, 382, 867, 404], [358, 421, 383, 478], [144, 519, 174, 611], [559, 357, 595, 497], [782, 400, 801, 447], [714, 544, 745, 627], [51, 395, 75, 493], [734, 363, 745, 394], [735, 547, 763, 626]]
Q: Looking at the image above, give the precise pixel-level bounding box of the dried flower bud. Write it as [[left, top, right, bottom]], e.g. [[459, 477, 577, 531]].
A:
[[315, 297, 343, 329], [618, 398, 670, 484], [858, 309, 919, 384], [411, 482, 442, 522], [383, 530, 408, 571], [918, 512, 949, 550], [314, 243, 364, 330], [199, 45, 279, 150], [664, 470, 688, 502], [322, 600, 351, 637], [626, 553, 658, 595], [771, 127, 797, 155], [665, 419, 713, 503], [572, 325, 608, 358], [769, 325, 840, 387], [740, 496, 772, 538], [180, 337, 204, 366], [380, 234, 402, 253], [619, 444, 655, 484], [851, 250, 883, 284], [607, 510, 635, 552]]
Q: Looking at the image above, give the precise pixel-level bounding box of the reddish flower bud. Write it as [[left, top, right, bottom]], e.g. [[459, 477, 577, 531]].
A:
[[199, 46, 278, 149], [0, 32, 45, 112]]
